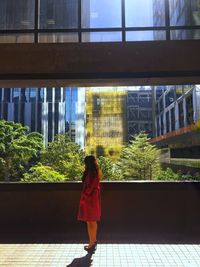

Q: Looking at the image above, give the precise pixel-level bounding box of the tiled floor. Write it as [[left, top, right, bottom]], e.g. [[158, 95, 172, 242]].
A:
[[0, 243, 200, 267]]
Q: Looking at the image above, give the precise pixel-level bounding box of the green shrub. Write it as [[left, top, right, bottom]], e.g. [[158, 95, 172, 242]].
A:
[[22, 164, 66, 182], [157, 168, 180, 181]]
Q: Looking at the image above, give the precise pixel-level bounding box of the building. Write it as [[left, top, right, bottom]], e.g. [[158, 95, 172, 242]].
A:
[[152, 85, 200, 172], [0, 87, 82, 145], [85, 88, 127, 160], [127, 88, 152, 141]]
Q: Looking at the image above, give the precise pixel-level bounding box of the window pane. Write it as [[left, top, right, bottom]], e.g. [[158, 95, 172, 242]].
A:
[[0, 34, 34, 43], [82, 32, 122, 42], [170, 0, 200, 26], [21, 88, 29, 102], [82, 0, 122, 28], [12, 88, 20, 102], [126, 31, 166, 41], [0, 0, 35, 30], [125, 0, 165, 27], [38, 33, 78, 43], [171, 29, 200, 40], [39, 0, 78, 29], [29, 88, 37, 102]]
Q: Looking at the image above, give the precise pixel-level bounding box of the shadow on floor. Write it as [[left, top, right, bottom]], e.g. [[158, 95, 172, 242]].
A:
[[66, 253, 93, 267]]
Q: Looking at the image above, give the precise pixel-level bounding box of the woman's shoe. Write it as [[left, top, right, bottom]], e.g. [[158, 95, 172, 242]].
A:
[[84, 241, 97, 252]]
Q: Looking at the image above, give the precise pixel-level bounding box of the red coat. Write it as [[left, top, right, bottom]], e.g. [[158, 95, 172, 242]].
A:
[[77, 171, 101, 222]]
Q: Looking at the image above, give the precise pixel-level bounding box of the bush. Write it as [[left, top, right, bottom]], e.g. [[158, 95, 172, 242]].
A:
[[22, 164, 66, 182]]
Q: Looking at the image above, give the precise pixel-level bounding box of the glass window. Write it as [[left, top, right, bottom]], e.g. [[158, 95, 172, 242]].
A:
[[166, 111, 170, 133], [29, 88, 37, 102], [20, 103, 25, 125], [0, 0, 35, 30], [3, 103, 8, 120], [4, 89, 11, 102], [171, 107, 175, 131], [38, 33, 78, 43], [0, 88, 2, 102], [170, 29, 200, 40], [21, 88, 29, 102], [14, 103, 19, 122], [165, 89, 175, 107], [82, 32, 122, 42], [125, 0, 165, 27], [31, 103, 36, 132], [55, 88, 61, 102], [48, 103, 53, 142], [38, 88, 44, 102], [82, 0, 121, 28], [186, 94, 194, 125], [0, 34, 34, 43], [178, 101, 184, 128], [12, 88, 20, 102], [54, 103, 59, 135], [170, 0, 200, 26], [37, 103, 42, 133], [47, 88, 53, 102], [39, 0, 78, 29], [126, 31, 166, 41]]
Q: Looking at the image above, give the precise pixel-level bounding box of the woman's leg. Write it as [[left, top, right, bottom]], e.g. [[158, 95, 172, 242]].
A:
[[86, 221, 97, 246]]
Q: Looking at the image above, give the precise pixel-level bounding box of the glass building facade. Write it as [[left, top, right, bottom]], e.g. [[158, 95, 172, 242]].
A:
[[0, 87, 85, 145], [0, 0, 200, 43]]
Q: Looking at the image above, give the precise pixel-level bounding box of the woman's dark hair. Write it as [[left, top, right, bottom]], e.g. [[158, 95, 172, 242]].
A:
[[84, 155, 99, 176]]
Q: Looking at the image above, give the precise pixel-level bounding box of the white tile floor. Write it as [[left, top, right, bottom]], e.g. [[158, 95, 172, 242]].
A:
[[0, 243, 200, 267]]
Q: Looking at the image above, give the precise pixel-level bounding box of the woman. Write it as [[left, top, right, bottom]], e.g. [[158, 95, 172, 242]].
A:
[[77, 155, 101, 252]]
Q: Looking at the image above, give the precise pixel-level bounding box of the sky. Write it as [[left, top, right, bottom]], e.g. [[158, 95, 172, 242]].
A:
[[87, 0, 154, 41]]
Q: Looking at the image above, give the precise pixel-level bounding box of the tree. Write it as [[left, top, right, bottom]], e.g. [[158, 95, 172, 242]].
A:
[[22, 164, 65, 182], [117, 132, 160, 180], [98, 156, 122, 180], [41, 134, 85, 180], [0, 120, 43, 181]]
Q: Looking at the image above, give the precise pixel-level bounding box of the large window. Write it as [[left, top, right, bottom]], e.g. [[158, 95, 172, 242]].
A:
[[0, 85, 200, 182], [0, 0, 200, 43]]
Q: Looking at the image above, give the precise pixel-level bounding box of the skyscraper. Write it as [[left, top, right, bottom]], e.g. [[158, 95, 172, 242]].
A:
[[0, 87, 66, 145]]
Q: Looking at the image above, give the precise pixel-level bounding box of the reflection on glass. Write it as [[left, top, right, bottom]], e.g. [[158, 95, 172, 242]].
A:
[[82, 32, 122, 42], [153, 0, 166, 27], [170, 0, 200, 26], [125, 0, 165, 27], [55, 88, 61, 102], [38, 33, 78, 43], [0, 0, 35, 30], [126, 31, 166, 41], [4, 89, 11, 102], [39, 0, 78, 29], [38, 88, 44, 102], [12, 88, 20, 102], [29, 88, 37, 102], [82, 0, 121, 28], [21, 88, 29, 102], [171, 30, 200, 40], [0, 34, 34, 43], [47, 88, 53, 102]]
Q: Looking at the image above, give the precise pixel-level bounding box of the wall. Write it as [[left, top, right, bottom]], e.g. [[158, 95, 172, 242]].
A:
[[0, 182, 200, 232]]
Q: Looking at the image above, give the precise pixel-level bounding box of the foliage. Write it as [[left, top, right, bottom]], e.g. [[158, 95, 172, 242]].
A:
[[157, 168, 180, 180], [22, 164, 65, 182], [97, 156, 122, 180], [157, 168, 200, 181], [0, 120, 43, 181], [41, 134, 84, 180], [117, 132, 161, 180]]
